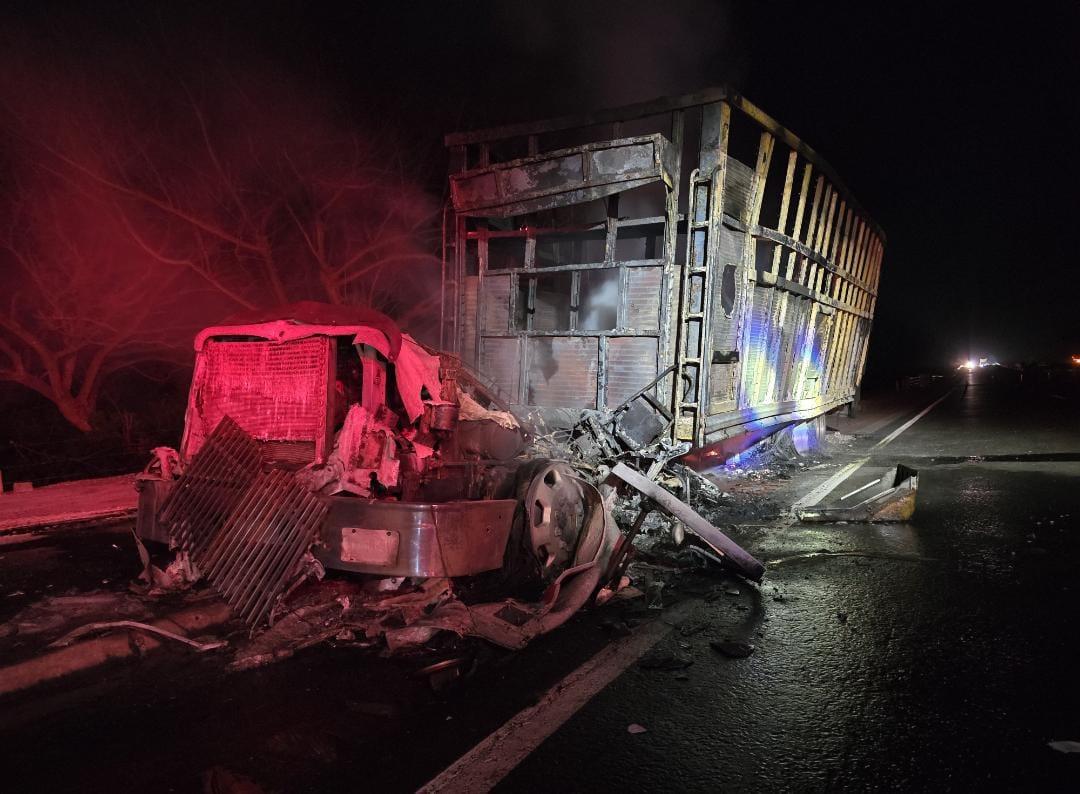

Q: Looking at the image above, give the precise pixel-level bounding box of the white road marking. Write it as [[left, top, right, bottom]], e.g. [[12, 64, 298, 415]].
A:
[[420, 390, 954, 792], [417, 600, 694, 794], [871, 390, 953, 449], [791, 457, 870, 511], [793, 389, 953, 510]]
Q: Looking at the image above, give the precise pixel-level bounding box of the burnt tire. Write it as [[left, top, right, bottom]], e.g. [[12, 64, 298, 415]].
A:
[[455, 459, 550, 604]]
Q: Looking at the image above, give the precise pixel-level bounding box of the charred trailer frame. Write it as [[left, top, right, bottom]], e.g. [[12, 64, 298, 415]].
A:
[[441, 88, 885, 457]]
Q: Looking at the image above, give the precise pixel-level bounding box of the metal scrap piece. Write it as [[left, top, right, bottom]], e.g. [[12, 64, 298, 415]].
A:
[[159, 416, 262, 551], [609, 462, 765, 581], [48, 620, 227, 652], [796, 464, 918, 523], [161, 418, 331, 628]]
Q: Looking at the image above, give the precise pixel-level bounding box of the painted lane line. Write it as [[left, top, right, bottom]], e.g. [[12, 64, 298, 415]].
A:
[[840, 409, 911, 437], [791, 457, 869, 511], [417, 600, 695, 794], [872, 389, 953, 449], [793, 389, 953, 510], [421, 391, 956, 792]]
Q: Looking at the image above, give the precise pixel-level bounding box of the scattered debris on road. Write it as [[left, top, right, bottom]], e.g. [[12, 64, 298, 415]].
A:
[[48, 619, 227, 652], [638, 649, 694, 670], [796, 464, 918, 522], [710, 639, 755, 658], [0, 599, 232, 697], [5, 303, 887, 686]]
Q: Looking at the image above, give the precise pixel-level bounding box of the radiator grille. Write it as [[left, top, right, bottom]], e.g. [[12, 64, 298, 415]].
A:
[[198, 469, 328, 627], [159, 416, 262, 551], [258, 440, 317, 466], [159, 416, 328, 627], [191, 337, 331, 460]]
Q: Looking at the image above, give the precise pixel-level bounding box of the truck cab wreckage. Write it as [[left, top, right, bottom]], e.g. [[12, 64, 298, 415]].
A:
[[136, 88, 884, 657]]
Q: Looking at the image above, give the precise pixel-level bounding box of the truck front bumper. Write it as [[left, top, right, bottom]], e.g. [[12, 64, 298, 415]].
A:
[[315, 497, 516, 577], [136, 478, 516, 579]]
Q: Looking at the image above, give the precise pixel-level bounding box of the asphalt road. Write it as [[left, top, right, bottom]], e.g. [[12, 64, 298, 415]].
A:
[[2, 367, 1079, 792], [499, 368, 1080, 792]]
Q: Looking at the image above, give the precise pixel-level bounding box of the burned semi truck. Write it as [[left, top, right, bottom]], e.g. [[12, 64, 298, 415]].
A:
[[136, 89, 882, 644], [441, 87, 884, 459], [136, 302, 623, 638]]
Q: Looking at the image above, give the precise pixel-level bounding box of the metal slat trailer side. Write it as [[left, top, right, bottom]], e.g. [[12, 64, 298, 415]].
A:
[[443, 87, 884, 459]]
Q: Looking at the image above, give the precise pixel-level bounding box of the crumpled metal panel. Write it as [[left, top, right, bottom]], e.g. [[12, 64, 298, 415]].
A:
[[159, 416, 262, 552], [451, 135, 675, 217], [197, 469, 328, 627]]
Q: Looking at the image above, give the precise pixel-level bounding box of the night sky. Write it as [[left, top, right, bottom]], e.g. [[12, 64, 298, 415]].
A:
[[4, 1, 1078, 378]]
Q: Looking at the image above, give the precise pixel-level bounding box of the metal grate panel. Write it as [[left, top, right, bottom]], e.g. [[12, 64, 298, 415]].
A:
[[258, 440, 316, 466], [526, 336, 598, 408], [197, 469, 328, 627], [461, 276, 479, 366], [743, 284, 774, 406], [480, 274, 512, 334], [625, 267, 662, 329], [479, 337, 521, 401], [160, 416, 328, 628], [159, 416, 262, 551], [606, 337, 659, 408]]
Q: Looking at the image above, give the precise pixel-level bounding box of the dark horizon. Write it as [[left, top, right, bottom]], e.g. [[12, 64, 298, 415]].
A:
[[2, 1, 1077, 379], [4, 10, 1080, 790]]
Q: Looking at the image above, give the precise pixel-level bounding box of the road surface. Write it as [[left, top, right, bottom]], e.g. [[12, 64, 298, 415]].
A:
[[2, 367, 1079, 792]]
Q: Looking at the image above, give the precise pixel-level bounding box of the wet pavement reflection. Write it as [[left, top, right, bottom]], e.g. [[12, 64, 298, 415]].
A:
[[2, 374, 1079, 792], [498, 377, 1080, 792]]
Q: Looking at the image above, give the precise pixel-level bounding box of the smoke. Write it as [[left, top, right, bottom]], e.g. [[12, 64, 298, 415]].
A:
[[0, 27, 442, 327], [492, 0, 743, 113], [0, 20, 443, 431]]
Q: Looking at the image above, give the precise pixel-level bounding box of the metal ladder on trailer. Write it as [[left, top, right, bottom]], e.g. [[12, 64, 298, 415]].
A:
[[439, 203, 459, 355], [672, 167, 718, 446]]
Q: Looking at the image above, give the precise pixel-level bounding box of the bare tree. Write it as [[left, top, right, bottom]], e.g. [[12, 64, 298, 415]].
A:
[[0, 56, 443, 432], [0, 179, 189, 432], [36, 82, 444, 326]]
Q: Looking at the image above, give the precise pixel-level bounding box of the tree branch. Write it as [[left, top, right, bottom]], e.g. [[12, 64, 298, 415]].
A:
[[337, 252, 441, 288], [33, 138, 264, 254]]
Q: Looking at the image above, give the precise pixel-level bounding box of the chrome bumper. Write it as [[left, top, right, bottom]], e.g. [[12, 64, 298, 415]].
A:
[[315, 497, 516, 577], [138, 475, 516, 579]]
